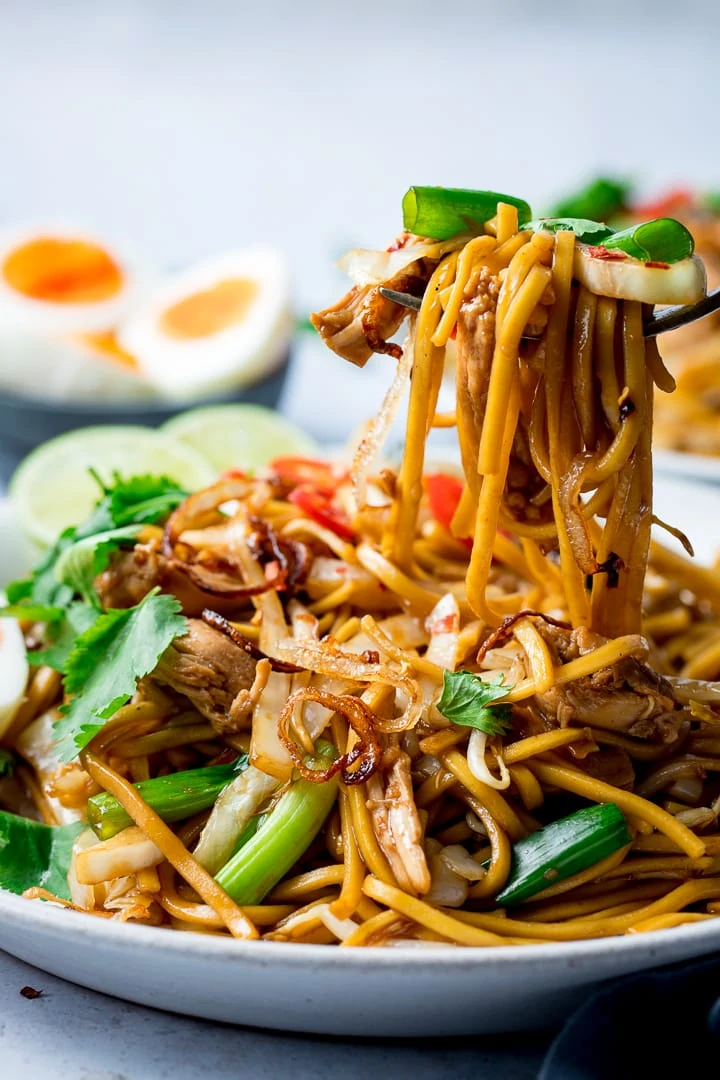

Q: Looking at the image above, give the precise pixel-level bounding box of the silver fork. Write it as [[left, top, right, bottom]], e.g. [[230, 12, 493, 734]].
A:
[[379, 286, 720, 338]]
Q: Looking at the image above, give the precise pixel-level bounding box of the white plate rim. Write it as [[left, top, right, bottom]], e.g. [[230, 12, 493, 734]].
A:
[[1, 884, 720, 968]]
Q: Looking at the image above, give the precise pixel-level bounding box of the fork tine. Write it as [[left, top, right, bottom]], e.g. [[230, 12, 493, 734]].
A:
[[379, 287, 422, 311]]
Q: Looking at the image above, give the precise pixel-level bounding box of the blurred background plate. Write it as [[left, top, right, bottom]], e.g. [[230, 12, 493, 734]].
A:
[[653, 448, 720, 485]]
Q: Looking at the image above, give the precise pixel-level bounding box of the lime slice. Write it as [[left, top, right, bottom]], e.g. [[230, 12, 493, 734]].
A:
[[10, 425, 216, 547], [161, 404, 319, 474]]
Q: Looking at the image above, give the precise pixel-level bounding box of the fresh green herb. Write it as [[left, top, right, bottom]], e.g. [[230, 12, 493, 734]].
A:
[[600, 218, 694, 263], [54, 526, 143, 607], [215, 741, 338, 904], [548, 177, 632, 222], [2, 472, 186, 621], [0, 811, 84, 901], [0, 603, 66, 623], [29, 602, 99, 673], [703, 192, 720, 214], [54, 590, 187, 762], [524, 218, 614, 244], [495, 803, 631, 906], [436, 670, 512, 736], [87, 757, 249, 840], [83, 472, 187, 533], [402, 187, 532, 240]]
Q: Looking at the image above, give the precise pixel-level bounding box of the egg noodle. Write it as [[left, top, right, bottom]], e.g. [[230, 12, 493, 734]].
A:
[[8, 199, 720, 948]]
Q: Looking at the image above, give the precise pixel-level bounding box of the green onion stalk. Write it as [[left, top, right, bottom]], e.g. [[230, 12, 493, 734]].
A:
[[87, 756, 249, 840], [215, 740, 339, 905], [495, 803, 631, 906], [402, 186, 532, 240]]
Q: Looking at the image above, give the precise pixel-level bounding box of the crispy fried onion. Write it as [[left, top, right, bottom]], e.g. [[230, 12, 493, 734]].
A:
[[477, 610, 571, 661], [247, 516, 312, 595], [201, 609, 303, 673], [278, 688, 383, 785], [274, 638, 423, 732], [163, 480, 279, 598]]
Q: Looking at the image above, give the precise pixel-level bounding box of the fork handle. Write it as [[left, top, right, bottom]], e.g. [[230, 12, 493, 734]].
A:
[[641, 287, 720, 338]]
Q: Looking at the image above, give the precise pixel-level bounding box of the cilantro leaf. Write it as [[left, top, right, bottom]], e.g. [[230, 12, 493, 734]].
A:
[[29, 602, 100, 672], [54, 590, 187, 762], [3, 472, 186, 620], [54, 526, 143, 607], [0, 811, 84, 900], [85, 473, 187, 534], [436, 670, 513, 736], [525, 218, 613, 244]]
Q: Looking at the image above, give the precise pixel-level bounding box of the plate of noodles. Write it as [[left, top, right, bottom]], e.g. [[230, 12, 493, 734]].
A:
[[1, 185, 720, 1037]]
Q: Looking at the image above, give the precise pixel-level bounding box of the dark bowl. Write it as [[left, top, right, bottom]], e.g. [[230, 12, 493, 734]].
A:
[[0, 353, 291, 485]]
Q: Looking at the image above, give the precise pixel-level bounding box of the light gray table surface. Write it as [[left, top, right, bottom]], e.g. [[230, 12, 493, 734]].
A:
[[0, 950, 550, 1079]]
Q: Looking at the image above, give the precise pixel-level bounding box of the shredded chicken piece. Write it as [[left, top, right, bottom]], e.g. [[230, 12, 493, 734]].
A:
[[310, 266, 432, 368], [95, 540, 164, 609], [534, 624, 681, 743], [154, 619, 257, 730], [574, 746, 636, 790], [95, 538, 248, 617], [222, 658, 272, 735], [366, 749, 431, 895]]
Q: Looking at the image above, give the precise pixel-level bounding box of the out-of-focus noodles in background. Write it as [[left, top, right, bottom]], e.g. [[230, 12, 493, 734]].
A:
[[0, 0, 719, 446]]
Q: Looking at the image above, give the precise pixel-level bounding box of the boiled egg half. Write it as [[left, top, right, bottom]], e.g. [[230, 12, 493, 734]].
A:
[[117, 247, 291, 400], [0, 226, 152, 401]]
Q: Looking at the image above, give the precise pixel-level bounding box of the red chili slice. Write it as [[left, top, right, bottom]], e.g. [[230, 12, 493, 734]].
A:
[[632, 188, 692, 220], [425, 473, 472, 549], [270, 456, 347, 495], [288, 485, 356, 542]]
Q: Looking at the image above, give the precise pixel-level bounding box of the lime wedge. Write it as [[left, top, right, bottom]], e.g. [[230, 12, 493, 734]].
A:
[[161, 404, 319, 474], [9, 425, 217, 547]]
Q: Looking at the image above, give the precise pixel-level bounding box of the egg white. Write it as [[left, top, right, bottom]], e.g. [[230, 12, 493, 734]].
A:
[[0, 617, 29, 739], [117, 246, 292, 400]]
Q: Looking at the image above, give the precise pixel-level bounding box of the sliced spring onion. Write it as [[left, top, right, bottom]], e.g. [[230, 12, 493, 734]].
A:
[[402, 187, 532, 240], [548, 177, 631, 222], [495, 802, 631, 906], [574, 248, 706, 306], [601, 218, 694, 263], [87, 756, 248, 841], [215, 740, 338, 904], [524, 218, 613, 244]]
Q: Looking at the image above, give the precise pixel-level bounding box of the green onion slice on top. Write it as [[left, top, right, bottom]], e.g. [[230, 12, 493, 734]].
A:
[[402, 187, 532, 240], [599, 218, 695, 263]]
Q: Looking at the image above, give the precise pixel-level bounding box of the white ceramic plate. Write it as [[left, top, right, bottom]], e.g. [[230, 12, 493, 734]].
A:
[[654, 448, 720, 485], [0, 479, 720, 1037]]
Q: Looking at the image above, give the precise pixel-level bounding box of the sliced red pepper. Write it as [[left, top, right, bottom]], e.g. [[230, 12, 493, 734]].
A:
[[426, 473, 464, 530], [270, 456, 347, 495], [288, 485, 356, 542], [632, 188, 692, 220], [425, 473, 473, 549]]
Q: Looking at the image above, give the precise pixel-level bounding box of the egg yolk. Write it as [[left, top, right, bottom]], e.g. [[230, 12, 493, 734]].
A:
[[159, 278, 258, 339], [79, 330, 138, 369], [2, 237, 123, 303]]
